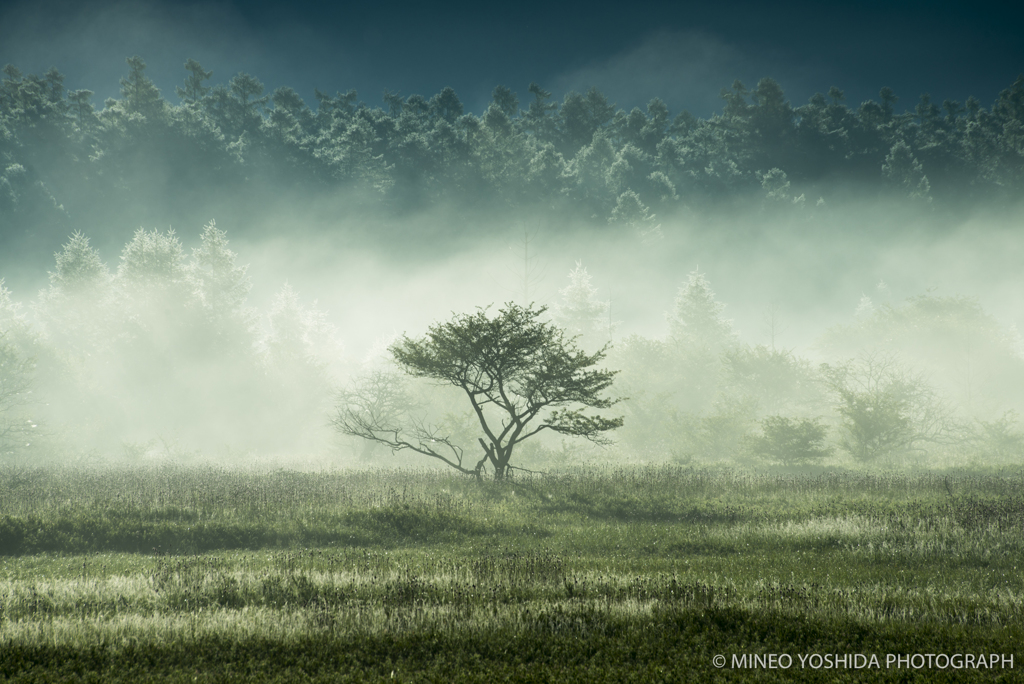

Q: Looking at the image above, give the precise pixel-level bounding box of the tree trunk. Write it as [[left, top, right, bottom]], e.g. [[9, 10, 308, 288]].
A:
[[493, 448, 512, 480], [480, 439, 511, 480]]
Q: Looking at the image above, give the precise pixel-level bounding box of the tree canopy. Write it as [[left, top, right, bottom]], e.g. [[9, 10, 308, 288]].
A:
[[334, 303, 622, 479], [2, 58, 1023, 253]]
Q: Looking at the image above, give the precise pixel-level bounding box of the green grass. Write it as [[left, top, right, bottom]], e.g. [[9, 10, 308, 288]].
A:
[[0, 465, 1022, 681]]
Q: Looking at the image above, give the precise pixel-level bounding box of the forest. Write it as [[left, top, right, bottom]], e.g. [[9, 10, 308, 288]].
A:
[[1, 57, 1023, 259]]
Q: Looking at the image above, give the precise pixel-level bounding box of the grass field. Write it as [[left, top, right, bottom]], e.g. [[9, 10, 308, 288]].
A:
[[0, 464, 1022, 682]]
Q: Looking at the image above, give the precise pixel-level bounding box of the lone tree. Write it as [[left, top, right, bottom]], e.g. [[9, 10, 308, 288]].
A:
[[334, 303, 623, 480]]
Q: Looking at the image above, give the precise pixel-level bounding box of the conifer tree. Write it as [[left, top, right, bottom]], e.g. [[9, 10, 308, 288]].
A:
[[120, 56, 164, 117], [667, 270, 736, 354], [176, 59, 213, 104], [553, 262, 609, 350], [883, 140, 932, 200]]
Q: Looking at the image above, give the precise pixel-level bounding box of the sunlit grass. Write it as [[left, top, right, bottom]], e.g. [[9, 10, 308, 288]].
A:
[[0, 464, 1022, 681]]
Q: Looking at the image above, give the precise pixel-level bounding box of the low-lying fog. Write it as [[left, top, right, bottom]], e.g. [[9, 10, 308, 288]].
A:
[[230, 203, 1024, 357], [2, 195, 1023, 471]]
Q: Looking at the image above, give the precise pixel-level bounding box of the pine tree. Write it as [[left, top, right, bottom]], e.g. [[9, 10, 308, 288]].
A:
[[188, 221, 250, 316], [37, 233, 114, 356], [176, 59, 213, 104], [117, 228, 188, 291], [67, 90, 95, 125], [48, 232, 109, 294], [553, 261, 609, 350], [882, 140, 932, 200], [187, 221, 256, 353], [667, 270, 736, 353], [609, 189, 661, 241], [119, 56, 164, 118]]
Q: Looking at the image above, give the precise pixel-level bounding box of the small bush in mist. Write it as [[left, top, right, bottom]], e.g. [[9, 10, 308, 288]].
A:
[[820, 354, 966, 465], [973, 411, 1024, 463], [748, 415, 834, 466]]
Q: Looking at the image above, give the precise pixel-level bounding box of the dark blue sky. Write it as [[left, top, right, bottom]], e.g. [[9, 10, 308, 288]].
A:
[[1, 0, 1022, 118]]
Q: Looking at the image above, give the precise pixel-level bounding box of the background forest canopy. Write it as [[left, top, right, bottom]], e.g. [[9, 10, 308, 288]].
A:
[[0, 55, 1023, 257], [2, 56, 1024, 472]]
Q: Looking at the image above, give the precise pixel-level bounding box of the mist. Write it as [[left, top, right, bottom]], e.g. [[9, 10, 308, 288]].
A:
[[2, 187, 1023, 469], [2, 0, 1024, 473]]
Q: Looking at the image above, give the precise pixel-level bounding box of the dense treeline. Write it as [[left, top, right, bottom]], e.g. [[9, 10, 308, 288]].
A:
[[2, 57, 1023, 248]]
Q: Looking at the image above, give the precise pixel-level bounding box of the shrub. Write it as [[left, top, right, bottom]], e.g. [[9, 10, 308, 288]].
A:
[[748, 415, 833, 465]]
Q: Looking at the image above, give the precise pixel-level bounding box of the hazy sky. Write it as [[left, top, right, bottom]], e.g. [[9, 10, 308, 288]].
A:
[[1, 0, 1021, 117]]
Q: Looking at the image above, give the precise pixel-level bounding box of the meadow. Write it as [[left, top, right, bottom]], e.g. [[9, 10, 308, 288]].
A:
[[0, 464, 1021, 682]]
